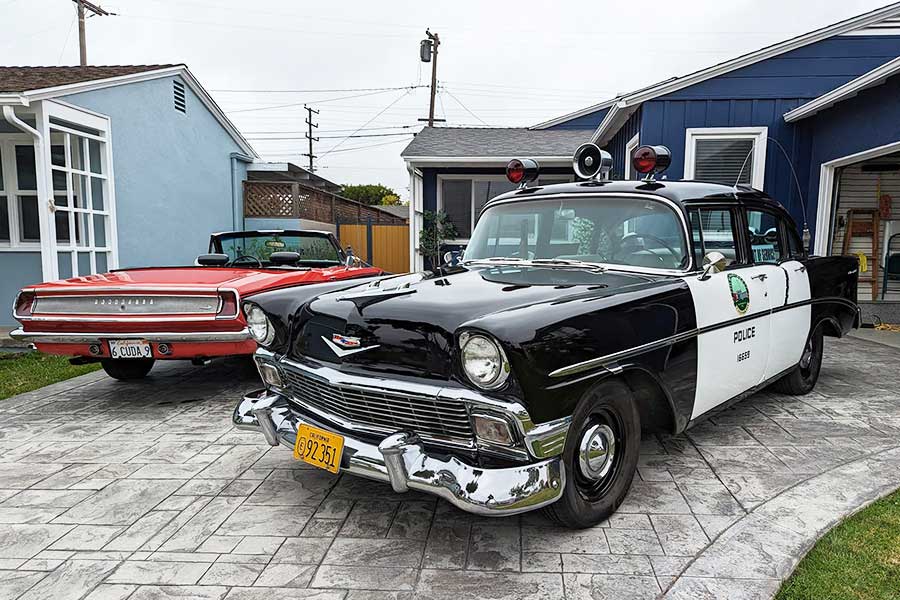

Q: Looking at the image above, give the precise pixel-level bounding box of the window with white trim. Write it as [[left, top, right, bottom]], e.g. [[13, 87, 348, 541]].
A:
[[0, 136, 65, 249], [439, 175, 571, 241], [47, 121, 113, 277], [684, 127, 767, 189]]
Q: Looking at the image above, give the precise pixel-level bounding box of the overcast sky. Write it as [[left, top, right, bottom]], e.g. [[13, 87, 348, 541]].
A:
[[2, 0, 892, 200]]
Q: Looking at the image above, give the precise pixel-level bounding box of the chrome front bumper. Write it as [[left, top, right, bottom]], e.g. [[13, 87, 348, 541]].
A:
[[9, 328, 252, 344], [234, 389, 566, 516]]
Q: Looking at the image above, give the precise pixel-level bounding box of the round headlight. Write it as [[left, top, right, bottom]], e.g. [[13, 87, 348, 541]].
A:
[[460, 333, 509, 389], [244, 304, 275, 346]]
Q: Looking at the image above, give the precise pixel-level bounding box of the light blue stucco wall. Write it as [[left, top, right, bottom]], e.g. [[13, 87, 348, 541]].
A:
[[0, 252, 43, 327], [60, 75, 249, 268]]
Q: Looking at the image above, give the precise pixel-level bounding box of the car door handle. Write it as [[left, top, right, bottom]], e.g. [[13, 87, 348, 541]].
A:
[[794, 266, 806, 272], [751, 274, 767, 281]]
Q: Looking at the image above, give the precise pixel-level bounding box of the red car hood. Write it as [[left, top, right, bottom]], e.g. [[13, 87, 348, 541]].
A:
[[25, 265, 384, 297]]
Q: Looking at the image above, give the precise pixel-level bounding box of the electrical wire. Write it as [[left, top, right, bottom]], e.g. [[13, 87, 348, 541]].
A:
[[243, 125, 418, 135], [225, 87, 423, 114], [319, 90, 414, 158], [212, 85, 423, 93], [441, 89, 491, 127], [248, 131, 416, 141], [57, 13, 77, 65]]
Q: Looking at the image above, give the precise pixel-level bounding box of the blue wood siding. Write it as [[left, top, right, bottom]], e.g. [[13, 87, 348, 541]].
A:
[[797, 73, 900, 246], [544, 107, 610, 130], [661, 36, 900, 100], [604, 107, 642, 179]]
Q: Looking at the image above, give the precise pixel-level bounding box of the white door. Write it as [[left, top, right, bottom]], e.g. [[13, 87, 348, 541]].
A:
[[745, 207, 812, 378], [685, 266, 772, 418], [685, 205, 772, 419]]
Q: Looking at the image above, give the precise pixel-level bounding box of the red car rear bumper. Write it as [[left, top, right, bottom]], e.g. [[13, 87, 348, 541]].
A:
[[10, 328, 256, 360]]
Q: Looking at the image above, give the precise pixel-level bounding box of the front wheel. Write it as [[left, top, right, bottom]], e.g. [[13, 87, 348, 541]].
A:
[[770, 325, 824, 395], [543, 379, 640, 529], [101, 358, 155, 381]]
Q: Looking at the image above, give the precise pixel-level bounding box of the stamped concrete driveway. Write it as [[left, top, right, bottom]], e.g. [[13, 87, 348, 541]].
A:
[[0, 335, 899, 600]]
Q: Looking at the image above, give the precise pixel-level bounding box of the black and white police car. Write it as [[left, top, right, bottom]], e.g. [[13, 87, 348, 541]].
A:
[[235, 143, 860, 528]]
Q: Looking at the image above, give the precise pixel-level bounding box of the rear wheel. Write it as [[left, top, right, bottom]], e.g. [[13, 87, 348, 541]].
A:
[[101, 358, 155, 381], [771, 325, 824, 395], [543, 379, 640, 529]]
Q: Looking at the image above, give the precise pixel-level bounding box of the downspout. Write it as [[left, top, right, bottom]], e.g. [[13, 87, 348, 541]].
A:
[[230, 152, 254, 232], [3, 104, 55, 280]]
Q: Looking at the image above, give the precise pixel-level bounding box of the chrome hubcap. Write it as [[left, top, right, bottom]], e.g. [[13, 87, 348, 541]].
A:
[[578, 424, 616, 480]]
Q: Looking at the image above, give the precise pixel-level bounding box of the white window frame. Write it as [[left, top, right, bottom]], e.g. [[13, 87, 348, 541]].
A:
[[437, 174, 573, 243], [624, 133, 640, 180], [684, 126, 768, 190], [0, 134, 64, 252]]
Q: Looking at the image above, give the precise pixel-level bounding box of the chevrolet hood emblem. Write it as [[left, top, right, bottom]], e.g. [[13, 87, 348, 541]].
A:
[[322, 334, 379, 357]]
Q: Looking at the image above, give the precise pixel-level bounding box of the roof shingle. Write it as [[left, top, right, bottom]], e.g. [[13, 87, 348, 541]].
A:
[[401, 127, 593, 158], [0, 65, 180, 93]]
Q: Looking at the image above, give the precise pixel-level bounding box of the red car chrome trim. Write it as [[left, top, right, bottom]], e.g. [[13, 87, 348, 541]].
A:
[[9, 328, 252, 344]]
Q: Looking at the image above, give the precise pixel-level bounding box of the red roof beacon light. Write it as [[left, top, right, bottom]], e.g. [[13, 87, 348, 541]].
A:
[[632, 145, 672, 179], [506, 158, 540, 187]]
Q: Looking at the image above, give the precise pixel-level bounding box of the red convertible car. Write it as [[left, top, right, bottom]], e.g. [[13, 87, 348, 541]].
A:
[[10, 230, 384, 380]]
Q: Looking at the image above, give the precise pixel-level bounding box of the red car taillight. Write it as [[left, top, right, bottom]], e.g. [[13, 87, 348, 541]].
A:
[[14, 292, 35, 317], [218, 291, 238, 318]]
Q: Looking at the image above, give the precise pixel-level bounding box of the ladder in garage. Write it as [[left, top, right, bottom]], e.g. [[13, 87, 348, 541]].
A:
[[842, 208, 880, 299]]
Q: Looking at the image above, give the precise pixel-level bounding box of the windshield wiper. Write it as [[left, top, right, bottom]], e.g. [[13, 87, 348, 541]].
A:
[[529, 258, 606, 271]]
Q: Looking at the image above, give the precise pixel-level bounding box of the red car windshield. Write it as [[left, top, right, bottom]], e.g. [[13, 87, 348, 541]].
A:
[[214, 233, 343, 267]]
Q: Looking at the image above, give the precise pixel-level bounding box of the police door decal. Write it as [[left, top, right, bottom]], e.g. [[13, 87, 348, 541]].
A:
[[683, 266, 773, 419]]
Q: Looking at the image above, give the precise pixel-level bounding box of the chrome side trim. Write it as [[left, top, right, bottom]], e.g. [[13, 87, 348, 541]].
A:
[[234, 390, 565, 516], [9, 328, 252, 344], [549, 330, 697, 378]]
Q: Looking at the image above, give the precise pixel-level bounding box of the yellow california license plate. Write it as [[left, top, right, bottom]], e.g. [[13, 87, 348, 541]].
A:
[[293, 424, 344, 474]]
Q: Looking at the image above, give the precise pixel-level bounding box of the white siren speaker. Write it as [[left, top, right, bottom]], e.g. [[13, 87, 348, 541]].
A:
[[573, 143, 613, 180]]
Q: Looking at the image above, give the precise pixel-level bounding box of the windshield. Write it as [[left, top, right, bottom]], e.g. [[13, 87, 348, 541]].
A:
[[465, 196, 689, 271], [215, 233, 342, 266]]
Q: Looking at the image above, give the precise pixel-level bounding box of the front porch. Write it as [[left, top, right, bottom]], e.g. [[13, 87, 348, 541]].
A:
[[0, 100, 117, 310]]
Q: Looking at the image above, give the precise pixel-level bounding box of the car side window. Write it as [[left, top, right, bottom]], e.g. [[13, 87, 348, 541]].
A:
[[785, 221, 805, 258], [689, 208, 739, 267], [746, 209, 784, 264]]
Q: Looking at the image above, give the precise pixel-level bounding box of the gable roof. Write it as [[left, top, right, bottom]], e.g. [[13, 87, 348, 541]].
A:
[[0, 64, 256, 157], [401, 127, 592, 164], [0, 65, 177, 93], [581, 1, 900, 145], [783, 54, 900, 122]]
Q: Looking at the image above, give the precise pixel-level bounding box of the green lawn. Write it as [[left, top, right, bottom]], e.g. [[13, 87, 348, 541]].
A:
[[776, 488, 900, 600], [0, 351, 100, 400]]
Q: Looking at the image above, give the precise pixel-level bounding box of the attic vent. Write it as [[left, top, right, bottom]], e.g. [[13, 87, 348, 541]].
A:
[[173, 80, 186, 113]]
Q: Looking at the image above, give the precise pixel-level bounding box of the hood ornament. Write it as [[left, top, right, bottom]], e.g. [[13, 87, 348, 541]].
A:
[[322, 333, 379, 357]]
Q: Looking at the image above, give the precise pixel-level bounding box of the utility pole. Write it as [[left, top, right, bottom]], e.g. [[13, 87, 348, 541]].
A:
[[418, 29, 445, 127], [72, 0, 114, 66], [302, 105, 319, 173]]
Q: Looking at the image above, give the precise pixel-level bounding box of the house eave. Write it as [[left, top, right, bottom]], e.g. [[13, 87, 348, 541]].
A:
[[11, 65, 257, 158], [591, 1, 900, 142], [783, 54, 900, 122], [402, 155, 572, 168], [530, 99, 617, 130]]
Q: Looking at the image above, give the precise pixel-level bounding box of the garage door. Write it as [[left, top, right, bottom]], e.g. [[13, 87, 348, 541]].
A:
[[831, 160, 900, 301]]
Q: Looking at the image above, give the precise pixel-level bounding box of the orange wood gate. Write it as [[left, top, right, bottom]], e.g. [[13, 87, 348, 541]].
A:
[[338, 223, 409, 274]]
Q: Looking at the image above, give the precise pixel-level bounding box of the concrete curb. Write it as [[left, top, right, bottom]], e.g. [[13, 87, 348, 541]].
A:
[[661, 444, 900, 599]]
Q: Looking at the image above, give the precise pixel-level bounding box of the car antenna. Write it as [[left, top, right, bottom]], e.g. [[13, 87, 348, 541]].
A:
[[733, 139, 811, 252]]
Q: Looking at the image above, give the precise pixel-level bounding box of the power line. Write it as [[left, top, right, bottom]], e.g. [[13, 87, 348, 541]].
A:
[[243, 125, 418, 135], [319, 90, 414, 158], [441, 89, 491, 127], [212, 85, 421, 93], [248, 131, 416, 141], [224, 87, 423, 114]]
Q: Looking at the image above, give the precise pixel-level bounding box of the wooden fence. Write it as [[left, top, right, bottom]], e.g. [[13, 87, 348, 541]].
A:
[[243, 181, 406, 225], [339, 222, 409, 274]]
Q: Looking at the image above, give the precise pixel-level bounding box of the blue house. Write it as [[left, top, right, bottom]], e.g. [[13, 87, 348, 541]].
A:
[[0, 65, 257, 328], [403, 2, 900, 318]]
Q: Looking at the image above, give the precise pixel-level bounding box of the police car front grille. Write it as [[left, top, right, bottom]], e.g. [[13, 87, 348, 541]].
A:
[[281, 365, 474, 442]]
